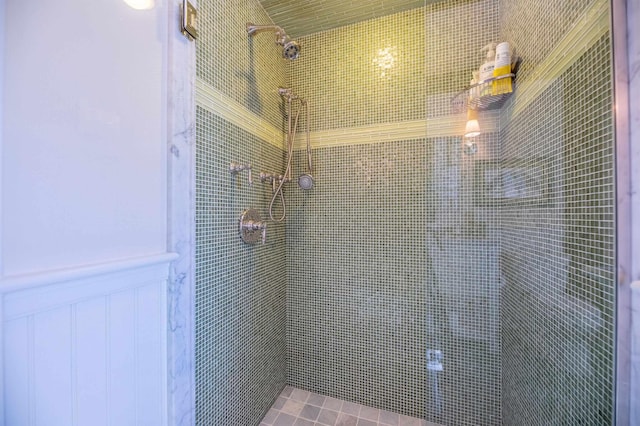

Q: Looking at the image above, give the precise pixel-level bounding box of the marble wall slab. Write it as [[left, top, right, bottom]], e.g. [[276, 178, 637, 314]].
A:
[[625, 0, 640, 422], [167, 0, 197, 425], [631, 282, 640, 425]]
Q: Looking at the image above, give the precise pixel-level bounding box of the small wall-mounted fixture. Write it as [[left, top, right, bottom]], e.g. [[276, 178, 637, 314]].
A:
[[181, 0, 198, 40], [464, 141, 478, 156], [230, 162, 253, 186], [260, 171, 285, 192], [464, 108, 481, 138]]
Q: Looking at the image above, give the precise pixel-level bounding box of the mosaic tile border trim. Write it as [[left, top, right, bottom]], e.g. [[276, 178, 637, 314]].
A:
[[508, 0, 609, 117], [196, 77, 284, 149], [290, 112, 500, 150], [196, 80, 500, 151]]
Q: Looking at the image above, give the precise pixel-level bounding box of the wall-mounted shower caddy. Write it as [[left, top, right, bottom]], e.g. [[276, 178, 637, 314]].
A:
[[451, 57, 521, 114]]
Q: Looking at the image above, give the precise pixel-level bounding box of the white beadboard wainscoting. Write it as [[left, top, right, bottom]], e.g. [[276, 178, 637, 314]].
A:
[[0, 253, 177, 426]]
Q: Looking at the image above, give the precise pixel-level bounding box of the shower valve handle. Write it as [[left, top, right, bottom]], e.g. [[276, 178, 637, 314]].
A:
[[242, 220, 267, 244], [239, 209, 267, 244]]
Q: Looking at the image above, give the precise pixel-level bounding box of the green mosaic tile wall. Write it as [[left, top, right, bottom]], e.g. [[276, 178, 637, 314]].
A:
[[286, 140, 430, 418], [287, 8, 427, 132], [195, 1, 291, 425], [499, 34, 615, 425], [195, 108, 287, 426], [287, 133, 503, 424], [499, 0, 594, 84], [424, 0, 500, 119], [194, 1, 615, 425], [197, 0, 287, 129], [426, 133, 502, 425], [287, 0, 499, 131], [285, 3, 502, 424]]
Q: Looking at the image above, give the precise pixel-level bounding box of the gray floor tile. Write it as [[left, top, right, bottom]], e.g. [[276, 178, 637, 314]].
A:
[[299, 404, 321, 421], [317, 408, 340, 425], [261, 387, 429, 426], [290, 388, 311, 402], [273, 396, 287, 410], [323, 397, 343, 411], [281, 386, 294, 398], [262, 408, 280, 425], [359, 405, 380, 421], [341, 401, 360, 415], [274, 413, 297, 426], [281, 399, 305, 416], [398, 414, 421, 426], [379, 410, 400, 425], [335, 413, 358, 426], [307, 393, 326, 407]]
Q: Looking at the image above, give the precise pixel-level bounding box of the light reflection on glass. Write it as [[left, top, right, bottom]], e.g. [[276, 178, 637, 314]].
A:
[[372, 46, 397, 78], [123, 0, 155, 10]]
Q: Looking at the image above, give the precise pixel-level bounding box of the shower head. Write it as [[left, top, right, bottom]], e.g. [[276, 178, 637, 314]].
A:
[[298, 173, 314, 190], [282, 40, 300, 60], [247, 22, 301, 60]]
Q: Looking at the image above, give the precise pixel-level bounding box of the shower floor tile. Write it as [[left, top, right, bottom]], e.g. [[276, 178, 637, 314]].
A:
[[260, 386, 437, 426]]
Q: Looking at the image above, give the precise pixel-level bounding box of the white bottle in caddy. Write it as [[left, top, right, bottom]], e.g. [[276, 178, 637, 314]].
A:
[[479, 43, 497, 97]]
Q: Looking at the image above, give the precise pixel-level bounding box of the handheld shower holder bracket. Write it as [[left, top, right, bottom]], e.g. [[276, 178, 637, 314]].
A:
[[230, 162, 253, 185]]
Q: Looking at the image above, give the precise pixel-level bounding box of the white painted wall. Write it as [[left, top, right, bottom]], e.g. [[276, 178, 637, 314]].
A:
[[1, 0, 168, 277], [0, 0, 5, 277], [0, 0, 191, 424], [2, 256, 174, 426]]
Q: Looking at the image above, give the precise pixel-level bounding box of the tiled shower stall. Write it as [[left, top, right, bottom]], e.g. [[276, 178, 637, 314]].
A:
[[195, 0, 616, 424]]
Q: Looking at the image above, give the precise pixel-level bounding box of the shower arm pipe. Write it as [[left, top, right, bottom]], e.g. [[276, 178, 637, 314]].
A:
[[246, 24, 288, 44]]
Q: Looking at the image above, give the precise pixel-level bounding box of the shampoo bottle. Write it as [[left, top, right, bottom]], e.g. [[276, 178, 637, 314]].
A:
[[479, 43, 496, 97], [492, 41, 513, 95]]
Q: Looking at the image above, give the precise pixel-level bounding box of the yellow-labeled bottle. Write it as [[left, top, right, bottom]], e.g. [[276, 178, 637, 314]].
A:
[[492, 42, 512, 95]]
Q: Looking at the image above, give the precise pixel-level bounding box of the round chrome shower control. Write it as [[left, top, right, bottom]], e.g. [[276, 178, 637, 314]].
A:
[[239, 209, 267, 244]]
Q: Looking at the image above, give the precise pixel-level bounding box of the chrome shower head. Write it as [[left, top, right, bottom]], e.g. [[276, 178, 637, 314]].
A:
[[282, 40, 300, 60], [247, 22, 301, 60], [298, 173, 314, 190]]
